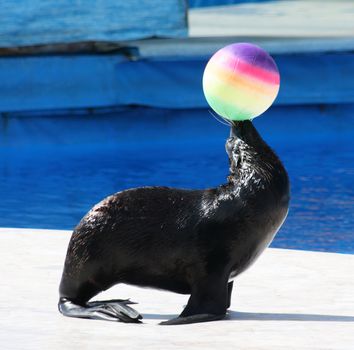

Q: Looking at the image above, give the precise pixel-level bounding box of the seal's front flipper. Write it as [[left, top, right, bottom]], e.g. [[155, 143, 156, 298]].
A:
[[160, 274, 228, 325], [58, 297, 142, 323], [160, 313, 225, 325]]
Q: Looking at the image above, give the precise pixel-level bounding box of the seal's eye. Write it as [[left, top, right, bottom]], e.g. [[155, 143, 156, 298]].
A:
[[226, 138, 234, 154]]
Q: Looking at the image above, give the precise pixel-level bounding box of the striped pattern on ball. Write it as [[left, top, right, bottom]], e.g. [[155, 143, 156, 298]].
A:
[[203, 43, 280, 121]]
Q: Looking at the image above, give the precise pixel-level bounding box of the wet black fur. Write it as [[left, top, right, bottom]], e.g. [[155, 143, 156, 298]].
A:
[[59, 121, 290, 324]]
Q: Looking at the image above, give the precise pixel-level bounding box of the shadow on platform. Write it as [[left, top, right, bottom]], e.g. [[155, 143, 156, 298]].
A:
[[142, 310, 354, 322]]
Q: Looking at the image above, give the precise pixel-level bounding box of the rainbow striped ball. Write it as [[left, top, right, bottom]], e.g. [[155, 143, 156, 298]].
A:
[[202, 43, 280, 121]]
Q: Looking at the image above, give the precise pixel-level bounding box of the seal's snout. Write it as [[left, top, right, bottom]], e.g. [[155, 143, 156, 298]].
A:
[[230, 120, 253, 139], [229, 120, 266, 148]]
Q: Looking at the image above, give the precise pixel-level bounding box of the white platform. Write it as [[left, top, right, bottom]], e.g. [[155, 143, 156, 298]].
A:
[[189, 0, 354, 38], [0, 228, 353, 350]]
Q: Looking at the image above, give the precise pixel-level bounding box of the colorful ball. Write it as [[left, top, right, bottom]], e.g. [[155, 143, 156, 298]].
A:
[[202, 43, 280, 121]]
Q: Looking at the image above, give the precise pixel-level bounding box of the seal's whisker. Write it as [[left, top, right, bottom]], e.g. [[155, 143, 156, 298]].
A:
[[208, 110, 231, 127]]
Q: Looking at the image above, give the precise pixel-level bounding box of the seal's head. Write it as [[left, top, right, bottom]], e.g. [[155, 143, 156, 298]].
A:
[[225, 120, 275, 181], [225, 121, 254, 164]]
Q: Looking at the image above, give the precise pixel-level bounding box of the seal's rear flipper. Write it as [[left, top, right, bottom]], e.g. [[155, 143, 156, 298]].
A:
[[58, 297, 142, 323]]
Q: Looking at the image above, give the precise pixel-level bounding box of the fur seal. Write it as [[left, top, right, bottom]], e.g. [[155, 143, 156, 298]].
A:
[[58, 120, 290, 325]]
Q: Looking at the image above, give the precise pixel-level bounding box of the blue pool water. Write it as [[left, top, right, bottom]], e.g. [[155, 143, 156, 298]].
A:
[[1, 105, 353, 253]]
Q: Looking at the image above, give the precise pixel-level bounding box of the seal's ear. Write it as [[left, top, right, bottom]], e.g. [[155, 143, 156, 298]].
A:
[[225, 137, 234, 158]]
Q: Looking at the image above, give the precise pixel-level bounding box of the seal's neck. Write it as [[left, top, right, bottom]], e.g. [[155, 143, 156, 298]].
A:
[[226, 121, 282, 185]]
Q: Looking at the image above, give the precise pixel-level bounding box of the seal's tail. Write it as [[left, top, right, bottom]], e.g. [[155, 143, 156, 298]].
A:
[[58, 297, 142, 323]]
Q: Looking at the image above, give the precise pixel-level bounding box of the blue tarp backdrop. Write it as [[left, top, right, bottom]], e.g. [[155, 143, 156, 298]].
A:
[[0, 0, 187, 47], [1, 52, 353, 113], [189, 0, 269, 7]]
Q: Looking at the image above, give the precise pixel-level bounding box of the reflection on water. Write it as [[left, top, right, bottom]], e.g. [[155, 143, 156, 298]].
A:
[[1, 105, 353, 253]]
